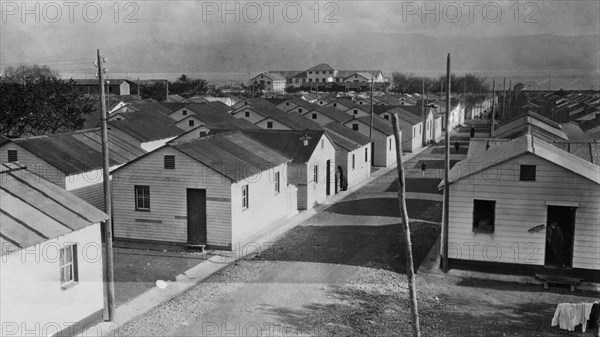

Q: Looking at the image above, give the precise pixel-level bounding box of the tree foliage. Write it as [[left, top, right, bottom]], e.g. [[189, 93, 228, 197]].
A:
[[0, 77, 95, 137], [391, 72, 490, 95], [139, 74, 220, 101], [3, 64, 58, 83]]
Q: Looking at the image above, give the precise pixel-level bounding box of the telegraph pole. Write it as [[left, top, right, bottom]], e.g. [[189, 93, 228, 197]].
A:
[[490, 79, 496, 138], [501, 78, 506, 121], [96, 49, 115, 321], [421, 78, 426, 146], [442, 53, 451, 273], [369, 76, 374, 139], [137, 78, 141, 103]]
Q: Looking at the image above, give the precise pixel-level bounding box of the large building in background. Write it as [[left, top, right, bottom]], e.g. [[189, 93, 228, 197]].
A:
[[266, 64, 387, 91]]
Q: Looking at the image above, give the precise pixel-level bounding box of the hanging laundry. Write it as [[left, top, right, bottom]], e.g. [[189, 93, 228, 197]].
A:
[[552, 302, 600, 333]]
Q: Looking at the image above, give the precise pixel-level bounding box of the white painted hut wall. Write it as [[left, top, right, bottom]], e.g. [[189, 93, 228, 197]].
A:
[[0, 224, 103, 335], [448, 153, 600, 270], [111, 147, 233, 247], [230, 163, 292, 243]]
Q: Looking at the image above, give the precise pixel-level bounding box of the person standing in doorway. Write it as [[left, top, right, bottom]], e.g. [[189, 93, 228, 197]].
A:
[[470, 126, 476, 138], [547, 222, 566, 268], [338, 165, 348, 191], [454, 141, 460, 154]]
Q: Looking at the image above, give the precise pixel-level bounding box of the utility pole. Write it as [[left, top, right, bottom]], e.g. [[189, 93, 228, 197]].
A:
[[442, 53, 451, 273], [501, 78, 506, 121], [369, 76, 374, 139], [421, 78, 426, 146], [391, 113, 421, 337], [507, 80, 512, 118], [490, 79, 496, 138], [96, 49, 115, 321], [137, 78, 141, 103]]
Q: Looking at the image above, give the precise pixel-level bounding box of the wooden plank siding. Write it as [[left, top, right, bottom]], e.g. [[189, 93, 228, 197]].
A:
[[233, 108, 267, 124], [230, 163, 293, 243], [306, 134, 337, 209], [71, 182, 105, 210], [337, 145, 371, 188], [0, 142, 66, 188], [448, 153, 600, 271], [111, 146, 233, 248]]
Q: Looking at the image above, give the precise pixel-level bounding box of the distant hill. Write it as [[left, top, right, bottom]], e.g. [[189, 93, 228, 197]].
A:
[[104, 33, 599, 74]]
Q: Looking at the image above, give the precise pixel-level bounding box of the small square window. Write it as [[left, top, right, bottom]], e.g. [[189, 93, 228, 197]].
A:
[[242, 185, 249, 209], [245, 111, 250, 117], [352, 124, 359, 131], [333, 103, 337, 107], [312, 113, 317, 120], [135, 185, 150, 211], [7, 150, 18, 162], [267, 121, 273, 129], [182, 110, 187, 116], [473, 199, 495, 233], [298, 108, 303, 113], [520, 165, 536, 181], [164, 155, 175, 169], [189, 120, 195, 127], [199, 131, 207, 137], [384, 115, 389, 120], [353, 110, 358, 115], [286, 102, 289, 106]]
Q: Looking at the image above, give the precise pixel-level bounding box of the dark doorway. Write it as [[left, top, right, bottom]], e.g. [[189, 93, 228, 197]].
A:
[[544, 206, 576, 269], [371, 142, 375, 166], [187, 189, 207, 245], [326, 160, 331, 196]]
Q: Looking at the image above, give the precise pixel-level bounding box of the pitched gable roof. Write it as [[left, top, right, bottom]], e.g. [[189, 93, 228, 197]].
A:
[[0, 163, 108, 255], [11, 128, 145, 175], [353, 116, 394, 135], [442, 135, 600, 186], [312, 106, 354, 123], [386, 108, 423, 125], [259, 113, 322, 131], [171, 131, 290, 182], [323, 122, 372, 151], [307, 64, 335, 72], [108, 109, 184, 143], [241, 129, 330, 163]]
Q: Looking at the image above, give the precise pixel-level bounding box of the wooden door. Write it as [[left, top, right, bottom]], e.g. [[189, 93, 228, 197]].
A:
[[187, 189, 207, 245]]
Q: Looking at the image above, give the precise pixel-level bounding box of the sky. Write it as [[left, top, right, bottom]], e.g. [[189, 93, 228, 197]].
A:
[[1, 0, 599, 78]]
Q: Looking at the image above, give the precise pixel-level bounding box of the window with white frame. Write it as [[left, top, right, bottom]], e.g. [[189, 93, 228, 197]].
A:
[[242, 185, 249, 209], [60, 244, 78, 287], [135, 185, 150, 210], [7, 150, 17, 162], [313, 164, 319, 183]]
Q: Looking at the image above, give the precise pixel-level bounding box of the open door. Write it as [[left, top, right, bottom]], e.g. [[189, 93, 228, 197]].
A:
[[187, 189, 207, 245], [544, 205, 576, 269]]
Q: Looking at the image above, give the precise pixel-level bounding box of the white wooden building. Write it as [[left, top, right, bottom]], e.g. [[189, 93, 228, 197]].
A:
[[343, 116, 397, 167], [0, 163, 108, 337], [440, 134, 600, 281], [0, 128, 145, 210], [385, 108, 424, 153], [111, 131, 297, 250], [242, 130, 337, 210]]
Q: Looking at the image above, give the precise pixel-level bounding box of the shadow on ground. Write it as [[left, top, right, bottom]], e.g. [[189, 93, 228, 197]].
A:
[[326, 197, 442, 222], [386, 178, 443, 194], [253, 221, 440, 274], [257, 282, 599, 337]]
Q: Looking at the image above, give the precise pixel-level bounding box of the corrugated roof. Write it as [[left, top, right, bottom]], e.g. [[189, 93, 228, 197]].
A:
[[0, 163, 108, 255], [12, 128, 145, 175], [323, 122, 372, 151], [442, 135, 600, 187], [172, 131, 291, 182], [241, 129, 328, 163], [109, 109, 184, 143]]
